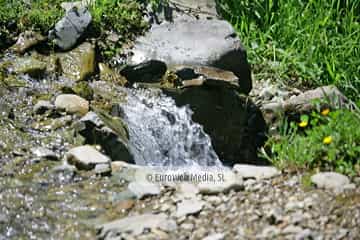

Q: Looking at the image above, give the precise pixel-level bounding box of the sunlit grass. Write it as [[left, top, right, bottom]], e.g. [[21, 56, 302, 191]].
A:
[[218, 0, 360, 102]]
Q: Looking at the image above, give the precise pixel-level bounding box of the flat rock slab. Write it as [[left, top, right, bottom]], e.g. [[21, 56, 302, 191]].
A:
[[233, 164, 281, 180], [65, 145, 111, 171], [130, 17, 251, 93], [198, 170, 243, 194], [176, 199, 204, 217], [311, 172, 351, 192], [98, 213, 177, 237], [128, 181, 161, 199]]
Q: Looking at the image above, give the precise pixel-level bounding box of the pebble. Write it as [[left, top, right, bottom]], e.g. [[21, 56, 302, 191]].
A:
[[233, 164, 281, 180], [311, 172, 351, 192], [54, 94, 89, 115], [202, 233, 225, 240]]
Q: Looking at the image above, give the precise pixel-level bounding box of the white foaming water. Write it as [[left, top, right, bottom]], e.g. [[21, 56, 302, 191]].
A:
[[119, 87, 222, 167]]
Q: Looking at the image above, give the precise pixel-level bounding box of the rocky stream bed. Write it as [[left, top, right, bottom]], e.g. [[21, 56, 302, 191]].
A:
[[0, 0, 359, 239]]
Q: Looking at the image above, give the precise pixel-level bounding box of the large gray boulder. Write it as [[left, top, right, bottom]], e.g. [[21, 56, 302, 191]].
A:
[[129, 17, 252, 93], [49, 7, 92, 50]]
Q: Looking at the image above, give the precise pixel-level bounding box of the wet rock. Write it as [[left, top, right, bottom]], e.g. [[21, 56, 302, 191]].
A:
[[75, 110, 133, 162], [65, 145, 111, 171], [121, 60, 167, 84], [11, 31, 46, 54], [13, 57, 47, 77], [129, 18, 251, 93], [58, 42, 95, 81], [173, 65, 240, 88], [162, 86, 266, 165], [30, 147, 58, 160], [99, 63, 128, 86], [128, 181, 161, 199], [233, 164, 281, 180], [98, 213, 177, 237], [176, 199, 204, 217], [311, 172, 351, 192], [55, 94, 89, 115], [72, 81, 94, 100], [198, 170, 243, 194], [49, 7, 92, 50], [33, 100, 54, 114]]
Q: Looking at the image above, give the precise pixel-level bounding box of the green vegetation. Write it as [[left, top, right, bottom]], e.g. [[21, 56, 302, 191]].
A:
[[218, 0, 360, 175], [0, 0, 148, 58], [218, 0, 360, 102], [263, 108, 360, 175], [0, 0, 64, 33]]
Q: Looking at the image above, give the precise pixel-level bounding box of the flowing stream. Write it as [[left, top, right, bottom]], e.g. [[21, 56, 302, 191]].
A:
[[120, 87, 223, 167]]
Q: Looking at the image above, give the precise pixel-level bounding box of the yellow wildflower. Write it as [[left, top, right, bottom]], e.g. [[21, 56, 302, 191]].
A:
[[321, 108, 330, 116], [323, 136, 332, 145], [298, 121, 308, 128]]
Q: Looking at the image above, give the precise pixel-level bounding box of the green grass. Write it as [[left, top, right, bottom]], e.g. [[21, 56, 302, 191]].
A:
[[218, 0, 360, 102], [0, 0, 148, 58], [263, 108, 360, 175]]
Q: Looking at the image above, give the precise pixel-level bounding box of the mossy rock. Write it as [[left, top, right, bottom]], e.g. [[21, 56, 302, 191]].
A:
[[12, 56, 47, 78], [72, 81, 94, 101], [99, 63, 128, 86], [58, 42, 96, 82]]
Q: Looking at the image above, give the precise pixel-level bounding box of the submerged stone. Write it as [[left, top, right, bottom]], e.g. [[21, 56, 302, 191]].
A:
[[13, 57, 47, 77], [99, 63, 128, 86]]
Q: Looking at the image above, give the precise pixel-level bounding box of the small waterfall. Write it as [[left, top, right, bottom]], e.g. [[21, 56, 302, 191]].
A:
[[119, 87, 222, 167]]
